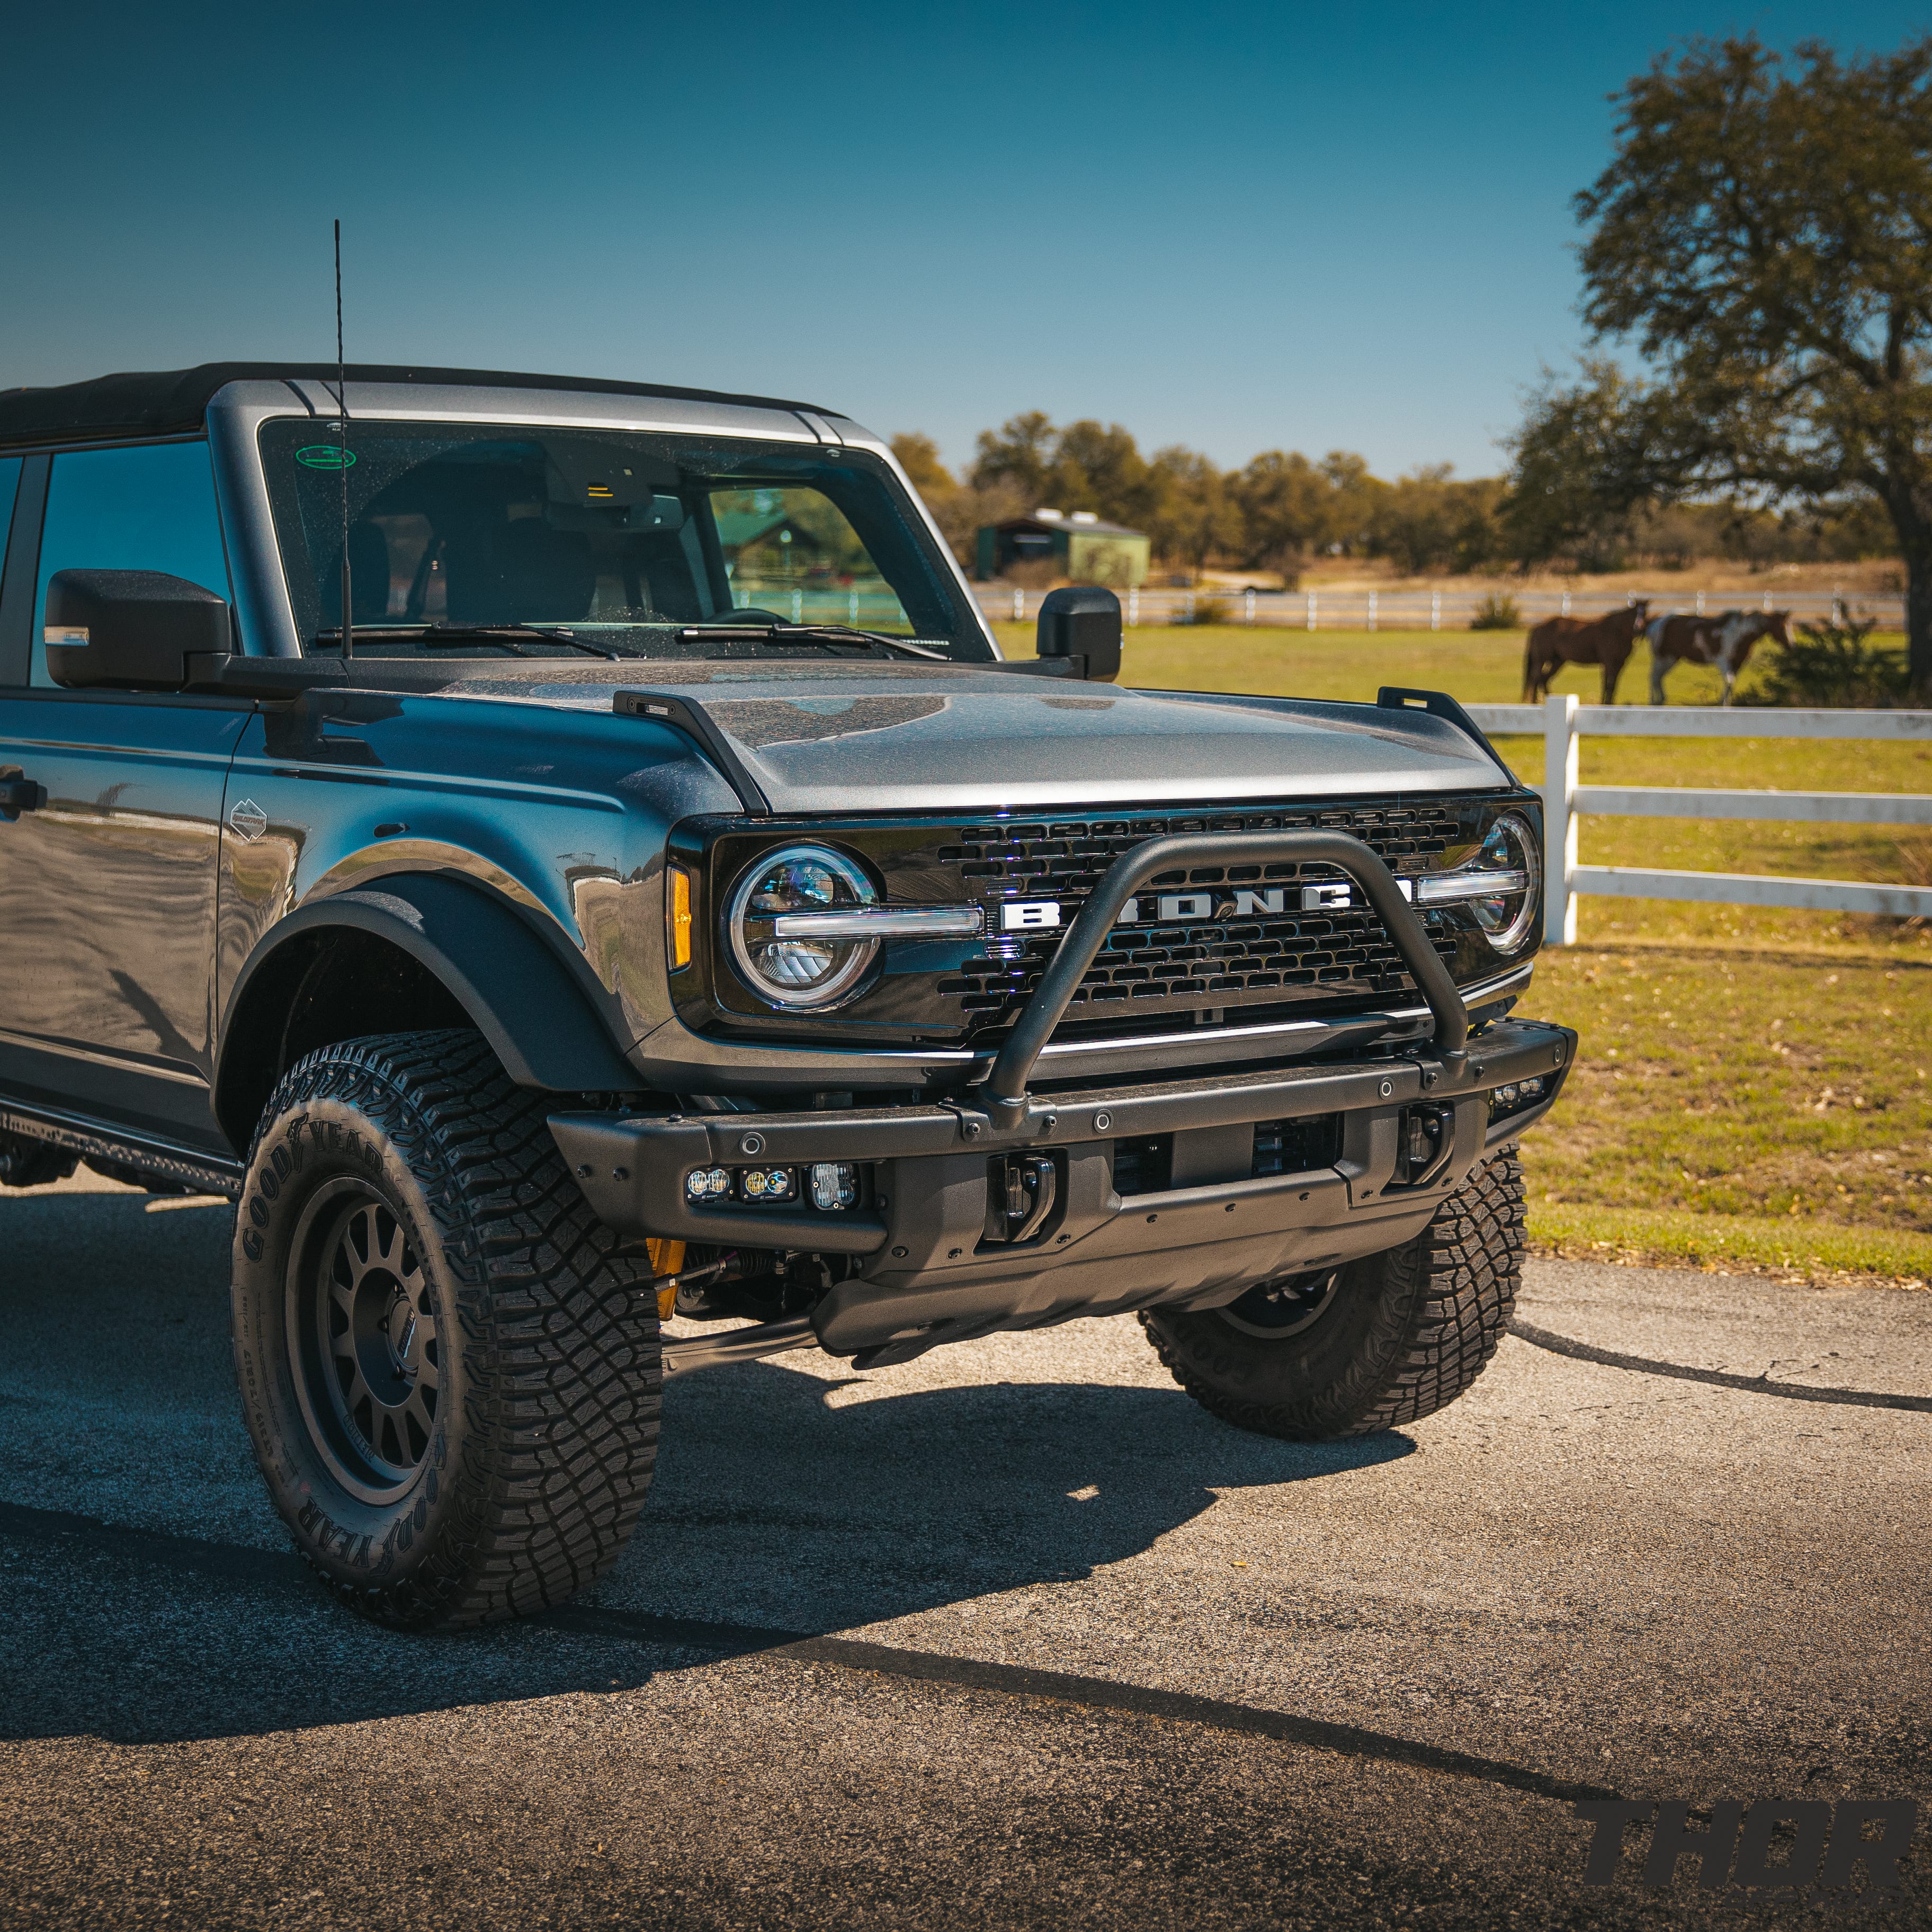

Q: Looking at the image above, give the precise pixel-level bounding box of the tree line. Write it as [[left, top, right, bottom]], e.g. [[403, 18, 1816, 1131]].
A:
[[898, 29, 1932, 698], [892, 416, 1888, 586]]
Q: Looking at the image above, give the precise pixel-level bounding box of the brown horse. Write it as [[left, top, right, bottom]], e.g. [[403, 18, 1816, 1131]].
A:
[[1647, 609, 1792, 706], [1522, 600, 1651, 703]]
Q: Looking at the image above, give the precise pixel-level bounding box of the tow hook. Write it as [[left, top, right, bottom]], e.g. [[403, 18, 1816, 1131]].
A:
[[985, 1153, 1058, 1245], [1399, 1104, 1457, 1188]]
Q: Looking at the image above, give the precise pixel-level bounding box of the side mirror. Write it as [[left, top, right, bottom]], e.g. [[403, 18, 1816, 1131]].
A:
[[1036, 586, 1122, 683], [43, 570, 232, 692]]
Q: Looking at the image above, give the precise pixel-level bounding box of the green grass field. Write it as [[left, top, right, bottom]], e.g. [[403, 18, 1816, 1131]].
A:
[[996, 620, 1836, 705], [995, 623, 1932, 1283]]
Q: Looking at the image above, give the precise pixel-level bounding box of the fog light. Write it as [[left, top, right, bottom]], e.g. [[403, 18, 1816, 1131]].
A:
[[810, 1161, 858, 1211], [686, 1167, 730, 1201], [738, 1167, 796, 1202], [1487, 1076, 1549, 1123]]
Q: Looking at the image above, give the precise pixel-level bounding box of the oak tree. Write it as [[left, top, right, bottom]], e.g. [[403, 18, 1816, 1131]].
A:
[[1576, 33, 1932, 690]]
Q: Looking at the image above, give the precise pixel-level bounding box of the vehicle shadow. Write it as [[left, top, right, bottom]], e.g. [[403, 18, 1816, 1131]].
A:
[[0, 1187, 1411, 1745], [621, 1356, 1413, 1634]]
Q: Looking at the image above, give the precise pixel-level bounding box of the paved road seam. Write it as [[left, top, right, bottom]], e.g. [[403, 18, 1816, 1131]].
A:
[[1510, 1321, 1932, 1413]]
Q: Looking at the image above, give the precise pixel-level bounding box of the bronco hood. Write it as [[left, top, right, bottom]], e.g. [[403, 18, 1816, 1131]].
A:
[[468, 663, 1507, 813]]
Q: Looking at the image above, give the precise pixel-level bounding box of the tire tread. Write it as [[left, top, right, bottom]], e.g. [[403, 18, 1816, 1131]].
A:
[[243, 1030, 658, 1629], [1140, 1149, 1525, 1439]]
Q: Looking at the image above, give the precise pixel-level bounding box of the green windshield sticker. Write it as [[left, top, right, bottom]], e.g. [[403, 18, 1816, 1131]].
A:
[[296, 445, 356, 470]]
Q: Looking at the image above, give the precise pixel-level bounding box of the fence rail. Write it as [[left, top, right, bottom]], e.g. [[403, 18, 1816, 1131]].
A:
[[976, 585, 1902, 631], [1460, 699, 1932, 939]]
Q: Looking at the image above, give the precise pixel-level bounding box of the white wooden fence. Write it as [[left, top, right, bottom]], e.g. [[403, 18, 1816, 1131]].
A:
[[978, 585, 1902, 631], [1463, 697, 1932, 942]]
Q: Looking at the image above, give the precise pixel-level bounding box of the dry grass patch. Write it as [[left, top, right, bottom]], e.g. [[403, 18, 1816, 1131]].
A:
[[1519, 944, 1932, 1234]]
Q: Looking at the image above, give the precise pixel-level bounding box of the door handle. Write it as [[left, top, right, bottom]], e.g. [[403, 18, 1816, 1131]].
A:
[[0, 768, 44, 820]]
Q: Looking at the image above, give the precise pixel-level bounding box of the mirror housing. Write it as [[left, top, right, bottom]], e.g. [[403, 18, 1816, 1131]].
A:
[[1035, 586, 1122, 683], [43, 570, 232, 691]]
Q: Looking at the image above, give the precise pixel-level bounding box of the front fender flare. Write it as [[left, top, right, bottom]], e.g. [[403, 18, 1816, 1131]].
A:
[[217, 872, 647, 1117]]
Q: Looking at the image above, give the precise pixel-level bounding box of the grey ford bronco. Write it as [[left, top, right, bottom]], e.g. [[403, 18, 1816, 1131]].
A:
[[0, 364, 1572, 1628]]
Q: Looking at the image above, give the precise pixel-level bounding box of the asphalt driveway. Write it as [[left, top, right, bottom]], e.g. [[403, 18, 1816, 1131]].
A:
[[0, 1173, 1925, 1929]]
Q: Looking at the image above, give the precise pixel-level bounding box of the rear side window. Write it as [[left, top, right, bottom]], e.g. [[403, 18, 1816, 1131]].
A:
[[31, 442, 229, 686]]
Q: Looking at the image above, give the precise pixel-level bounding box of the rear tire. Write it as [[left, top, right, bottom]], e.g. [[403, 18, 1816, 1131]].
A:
[[230, 1030, 659, 1629], [1141, 1150, 1524, 1440]]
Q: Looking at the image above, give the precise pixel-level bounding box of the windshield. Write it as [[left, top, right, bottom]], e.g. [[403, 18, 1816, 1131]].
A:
[[258, 419, 989, 660]]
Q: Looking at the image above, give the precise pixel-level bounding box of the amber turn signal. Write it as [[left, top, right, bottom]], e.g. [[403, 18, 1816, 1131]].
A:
[[669, 865, 693, 969]]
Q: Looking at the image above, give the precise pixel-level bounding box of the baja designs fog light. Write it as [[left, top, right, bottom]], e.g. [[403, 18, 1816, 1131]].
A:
[[685, 1167, 730, 1201], [738, 1167, 797, 1202], [810, 1161, 858, 1211], [1488, 1075, 1548, 1123], [728, 844, 880, 1008]]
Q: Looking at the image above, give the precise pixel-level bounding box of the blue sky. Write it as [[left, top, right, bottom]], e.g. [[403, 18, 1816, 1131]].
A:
[[1, 2, 1923, 478]]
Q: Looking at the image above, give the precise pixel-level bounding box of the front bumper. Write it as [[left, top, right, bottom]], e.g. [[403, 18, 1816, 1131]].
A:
[[549, 1014, 1574, 1359]]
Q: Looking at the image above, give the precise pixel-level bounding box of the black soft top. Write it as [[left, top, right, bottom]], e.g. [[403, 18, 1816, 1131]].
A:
[[0, 363, 834, 454]]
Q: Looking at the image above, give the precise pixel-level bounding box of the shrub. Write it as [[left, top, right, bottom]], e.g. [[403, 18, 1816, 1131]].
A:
[[1468, 592, 1522, 630], [1171, 596, 1231, 626], [1747, 615, 1915, 707]]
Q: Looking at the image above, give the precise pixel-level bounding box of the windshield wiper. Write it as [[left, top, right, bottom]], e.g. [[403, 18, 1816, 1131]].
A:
[[315, 623, 634, 661], [676, 623, 951, 663]]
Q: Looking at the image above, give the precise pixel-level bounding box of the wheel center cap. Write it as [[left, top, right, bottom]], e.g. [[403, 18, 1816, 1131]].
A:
[[384, 1290, 419, 1380]]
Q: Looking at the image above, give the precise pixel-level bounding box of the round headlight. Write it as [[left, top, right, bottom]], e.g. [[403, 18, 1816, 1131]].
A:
[[727, 844, 880, 1008], [1466, 811, 1541, 952]]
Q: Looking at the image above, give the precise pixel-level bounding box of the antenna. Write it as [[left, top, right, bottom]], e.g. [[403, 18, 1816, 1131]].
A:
[[333, 219, 353, 660]]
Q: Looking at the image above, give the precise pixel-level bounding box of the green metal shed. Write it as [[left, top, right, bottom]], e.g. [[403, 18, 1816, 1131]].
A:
[[974, 509, 1150, 586]]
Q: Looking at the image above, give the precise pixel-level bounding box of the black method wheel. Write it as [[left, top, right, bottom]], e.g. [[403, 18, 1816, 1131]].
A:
[[1141, 1149, 1525, 1441], [291, 1184, 443, 1498], [230, 1030, 660, 1629]]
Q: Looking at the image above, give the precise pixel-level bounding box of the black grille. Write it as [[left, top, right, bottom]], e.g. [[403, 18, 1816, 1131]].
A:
[[692, 790, 1530, 1046], [933, 803, 1462, 1026]]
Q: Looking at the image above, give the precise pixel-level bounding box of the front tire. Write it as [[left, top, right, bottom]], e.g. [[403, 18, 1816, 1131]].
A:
[[1141, 1150, 1524, 1440], [230, 1031, 660, 1629]]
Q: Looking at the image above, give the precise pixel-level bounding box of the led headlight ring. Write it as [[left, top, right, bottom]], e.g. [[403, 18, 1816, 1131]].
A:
[[727, 843, 881, 1008]]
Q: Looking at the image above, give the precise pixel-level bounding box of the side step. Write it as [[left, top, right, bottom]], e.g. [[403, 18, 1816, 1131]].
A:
[[0, 1102, 243, 1198]]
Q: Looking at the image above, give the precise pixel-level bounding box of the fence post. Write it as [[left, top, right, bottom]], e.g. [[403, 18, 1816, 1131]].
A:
[[849, 587, 859, 624], [1367, 589, 1377, 632], [1012, 587, 1023, 623], [1543, 693, 1579, 946], [1128, 586, 1139, 626], [1561, 590, 1570, 618], [1695, 590, 1705, 616], [1430, 591, 1441, 632]]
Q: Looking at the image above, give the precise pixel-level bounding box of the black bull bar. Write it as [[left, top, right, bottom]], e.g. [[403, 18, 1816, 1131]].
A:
[[978, 829, 1470, 1126]]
